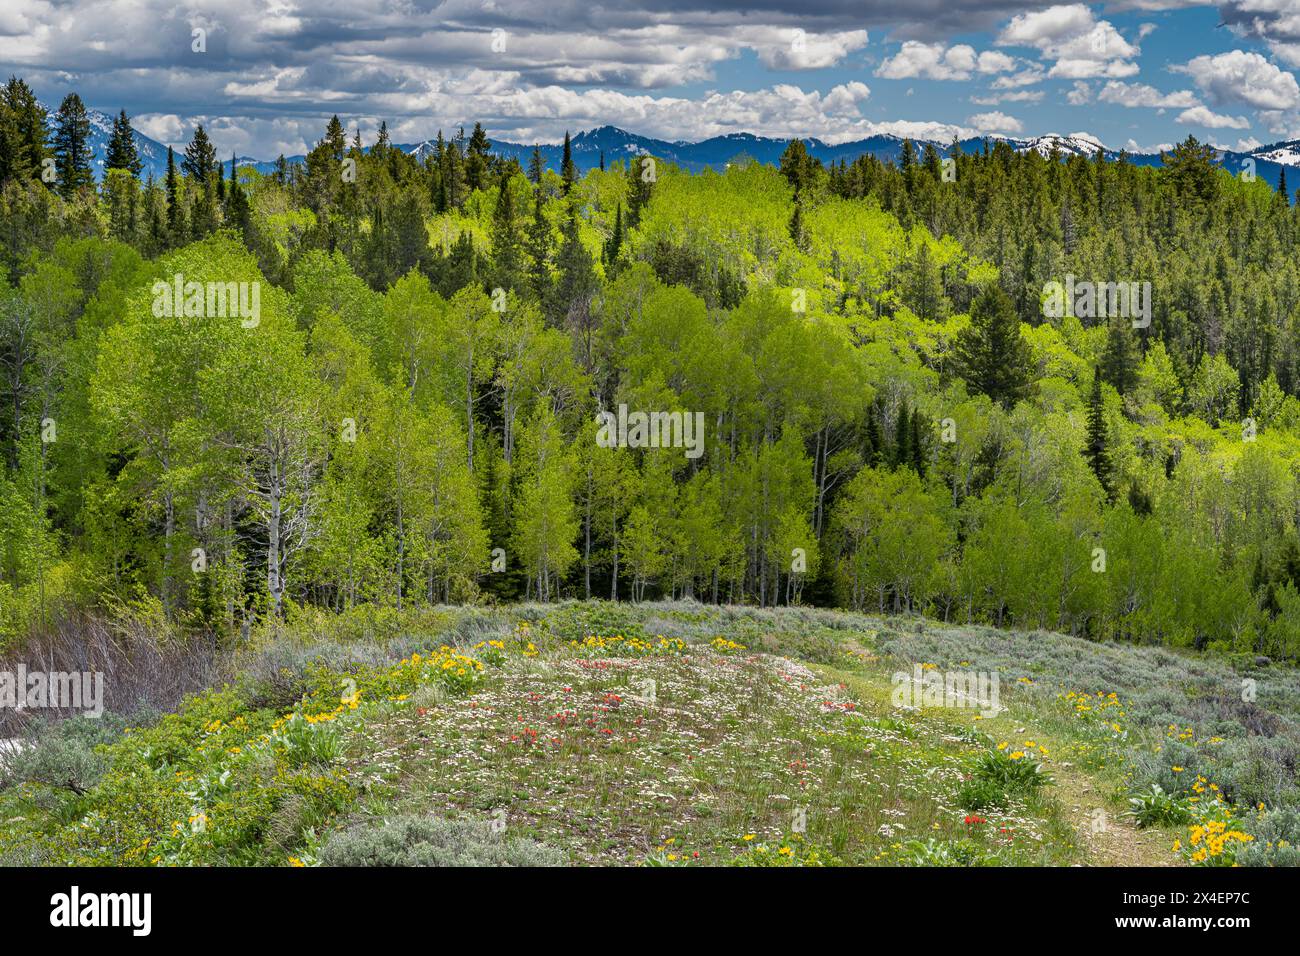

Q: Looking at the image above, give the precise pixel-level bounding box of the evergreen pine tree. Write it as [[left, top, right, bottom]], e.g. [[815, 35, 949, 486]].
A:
[[1086, 367, 1115, 500], [491, 173, 523, 294], [1100, 316, 1138, 394], [181, 124, 216, 181], [953, 284, 1035, 408], [466, 122, 491, 191], [549, 200, 596, 324], [789, 195, 809, 252], [323, 115, 346, 161], [104, 109, 141, 177], [164, 146, 180, 236], [627, 156, 653, 228], [604, 203, 623, 266], [561, 130, 576, 194], [0, 76, 49, 183], [526, 188, 553, 303], [893, 401, 912, 469], [52, 93, 93, 198], [910, 409, 926, 478], [865, 405, 882, 466]]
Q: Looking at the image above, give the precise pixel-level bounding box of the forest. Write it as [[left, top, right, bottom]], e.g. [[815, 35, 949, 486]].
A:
[[4, 75, 1300, 660]]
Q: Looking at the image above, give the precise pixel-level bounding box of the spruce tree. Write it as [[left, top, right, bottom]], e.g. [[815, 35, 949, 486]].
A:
[[143, 173, 166, 255], [1100, 316, 1138, 395], [490, 173, 523, 294], [893, 401, 912, 469], [164, 146, 180, 235], [52, 93, 93, 197], [953, 284, 1035, 408], [104, 109, 141, 177], [528, 145, 544, 184], [627, 156, 653, 228], [561, 130, 576, 194], [183, 125, 218, 238], [181, 124, 216, 181], [789, 195, 809, 252], [0, 76, 49, 183], [604, 203, 623, 266], [466, 122, 491, 191], [526, 188, 553, 303], [865, 405, 882, 466], [549, 200, 596, 324], [323, 115, 346, 161], [1085, 367, 1114, 500]]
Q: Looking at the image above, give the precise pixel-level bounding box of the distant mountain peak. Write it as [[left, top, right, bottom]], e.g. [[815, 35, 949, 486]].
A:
[[1013, 132, 1108, 158]]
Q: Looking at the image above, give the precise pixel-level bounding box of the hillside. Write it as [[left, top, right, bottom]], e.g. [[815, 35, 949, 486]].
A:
[[2, 602, 1293, 867]]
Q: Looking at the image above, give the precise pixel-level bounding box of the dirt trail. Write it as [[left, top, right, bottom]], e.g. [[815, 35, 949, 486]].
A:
[[1050, 767, 1179, 866]]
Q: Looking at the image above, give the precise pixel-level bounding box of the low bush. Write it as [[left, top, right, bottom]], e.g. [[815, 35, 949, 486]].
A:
[[318, 815, 564, 867], [1124, 784, 1194, 827]]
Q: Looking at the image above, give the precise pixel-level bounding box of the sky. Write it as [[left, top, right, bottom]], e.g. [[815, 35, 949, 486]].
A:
[[2, 1, 1300, 158]]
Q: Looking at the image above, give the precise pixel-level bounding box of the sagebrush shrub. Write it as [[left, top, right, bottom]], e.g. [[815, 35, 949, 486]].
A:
[[1, 714, 130, 793], [319, 815, 564, 867]]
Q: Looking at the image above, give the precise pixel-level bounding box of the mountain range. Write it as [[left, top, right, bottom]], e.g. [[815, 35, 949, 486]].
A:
[[69, 107, 1299, 196]]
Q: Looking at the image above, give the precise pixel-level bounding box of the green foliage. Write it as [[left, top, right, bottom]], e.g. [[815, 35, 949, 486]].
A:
[[971, 746, 1051, 797], [901, 837, 999, 867], [3, 79, 1300, 677], [1124, 783, 1194, 827]]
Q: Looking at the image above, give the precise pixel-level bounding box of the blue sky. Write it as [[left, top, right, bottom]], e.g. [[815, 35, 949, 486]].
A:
[[2, 1, 1298, 157]]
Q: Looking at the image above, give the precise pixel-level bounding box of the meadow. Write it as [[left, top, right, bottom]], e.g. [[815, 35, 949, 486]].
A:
[[3, 600, 1294, 867]]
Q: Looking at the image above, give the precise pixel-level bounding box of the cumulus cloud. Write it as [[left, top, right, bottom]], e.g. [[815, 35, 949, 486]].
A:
[[1097, 80, 1199, 108], [996, 3, 1141, 78], [1218, 0, 1300, 68], [967, 110, 1024, 133], [1176, 105, 1251, 129], [992, 66, 1048, 88], [876, 41, 1018, 80], [1177, 50, 1300, 111]]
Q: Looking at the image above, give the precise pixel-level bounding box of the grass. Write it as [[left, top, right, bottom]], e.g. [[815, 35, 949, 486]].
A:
[[2, 600, 1297, 867]]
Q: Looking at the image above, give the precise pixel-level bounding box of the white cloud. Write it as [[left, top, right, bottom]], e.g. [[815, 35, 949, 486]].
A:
[[876, 41, 1016, 81], [978, 50, 1018, 73], [1066, 81, 1092, 105], [1178, 50, 1300, 110], [1123, 138, 1175, 154], [971, 89, 1044, 105], [1176, 105, 1251, 129], [967, 110, 1024, 134], [996, 4, 1141, 79], [1219, 0, 1300, 68], [1097, 80, 1199, 108], [746, 27, 872, 70], [992, 66, 1047, 89], [133, 113, 187, 144]]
